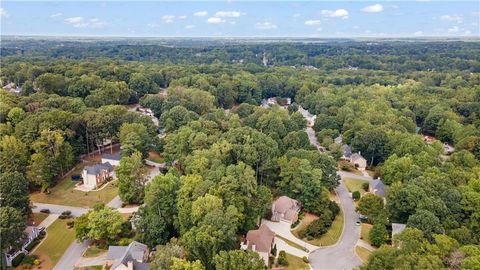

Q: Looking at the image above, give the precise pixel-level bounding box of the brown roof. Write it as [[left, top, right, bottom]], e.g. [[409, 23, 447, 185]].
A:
[[245, 224, 275, 253], [273, 196, 299, 213]]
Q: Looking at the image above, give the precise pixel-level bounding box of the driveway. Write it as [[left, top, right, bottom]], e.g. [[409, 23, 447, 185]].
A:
[[274, 237, 309, 258], [75, 253, 107, 268], [53, 240, 90, 270], [308, 179, 362, 270], [262, 219, 318, 252]]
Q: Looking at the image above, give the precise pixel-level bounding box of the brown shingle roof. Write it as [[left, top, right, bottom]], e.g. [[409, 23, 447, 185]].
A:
[[245, 224, 275, 253]]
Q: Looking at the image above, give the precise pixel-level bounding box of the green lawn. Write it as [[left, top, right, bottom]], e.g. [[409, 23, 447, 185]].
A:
[[361, 223, 373, 245], [283, 253, 310, 270], [75, 266, 103, 270], [344, 178, 369, 194], [33, 218, 76, 268], [28, 212, 49, 226], [83, 245, 107, 257], [276, 235, 309, 252], [30, 165, 119, 207], [356, 246, 372, 262], [292, 209, 345, 247]]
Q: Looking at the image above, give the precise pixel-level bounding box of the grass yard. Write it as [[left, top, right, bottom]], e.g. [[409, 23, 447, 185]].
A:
[[147, 151, 165, 163], [83, 245, 107, 258], [30, 165, 119, 207], [292, 209, 345, 247], [344, 178, 369, 194], [276, 235, 309, 252], [32, 218, 76, 268], [75, 266, 103, 270], [283, 253, 310, 270], [28, 212, 49, 226], [356, 246, 372, 262], [361, 223, 373, 245]]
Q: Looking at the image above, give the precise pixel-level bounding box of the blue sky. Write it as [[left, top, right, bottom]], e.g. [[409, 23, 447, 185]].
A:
[[1, 1, 479, 37]]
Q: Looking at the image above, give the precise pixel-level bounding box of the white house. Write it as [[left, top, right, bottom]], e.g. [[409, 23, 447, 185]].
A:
[[298, 106, 317, 127], [82, 162, 113, 190]]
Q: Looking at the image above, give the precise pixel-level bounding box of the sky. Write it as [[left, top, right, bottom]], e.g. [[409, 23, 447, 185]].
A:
[[0, 1, 479, 38]]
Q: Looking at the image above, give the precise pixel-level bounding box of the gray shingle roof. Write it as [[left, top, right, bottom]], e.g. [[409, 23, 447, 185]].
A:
[[102, 151, 122, 161], [84, 162, 113, 175], [371, 179, 386, 197], [109, 241, 149, 270], [342, 144, 352, 158]]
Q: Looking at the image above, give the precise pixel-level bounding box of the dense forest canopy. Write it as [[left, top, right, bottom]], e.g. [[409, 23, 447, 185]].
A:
[[1, 38, 480, 270]]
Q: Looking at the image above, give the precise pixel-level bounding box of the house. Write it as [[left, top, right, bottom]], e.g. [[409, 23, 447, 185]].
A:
[[6, 226, 44, 267], [82, 162, 113, 190], [2, 82, 22, 94], [342, 144, 352, 159], [106, 241, 150, 270], [334, 135, 343, 145], [240, 224, 275, 266], [369, 179, 386, 198], [298, 106, 317, 127], [391, 223, 407, 239], [102, 152, 122, 166], [424, 135, 436, 144], [271, 196, 301, 224], [350, 152, 367, 171]]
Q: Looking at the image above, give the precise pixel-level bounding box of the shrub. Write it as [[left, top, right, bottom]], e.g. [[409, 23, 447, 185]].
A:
[[370, 223, 388, 247], [33, 259, 41, 266], [352, 191, 361, 201], [39, 209, 50, 214], [271, 244, 277, 256], [25, 239, 41, 251], [305, 211, 334, 238], [328, 201, 340, 218], [117, 238, 133, 246], [302, 256, 309, 263], [21, 255, 36, 266], [67, 220, 75, 228], [277, 251, 289, 266], [339, 160, 356, 172], [362, 182, 370, 191], [12, 253, 25, 267]]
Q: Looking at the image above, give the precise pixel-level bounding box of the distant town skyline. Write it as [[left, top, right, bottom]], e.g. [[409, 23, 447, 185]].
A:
[[1, 1, 479, 38]]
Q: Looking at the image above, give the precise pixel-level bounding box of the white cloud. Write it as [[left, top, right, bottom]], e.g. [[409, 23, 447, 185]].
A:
[[304, 20, 321, 26], [440, 15, 463, 23], [255, 22, 277, 30], [162, 15, 175, 23], [194, 11, 208, 17], [207, 17, 225, 24], [414, 31, 423, 36], [321, 9, 349, 19], [361, 4, 384, 13], [178, 15, 187, 19], [50, 13, 63, 18], [447, 26, 459, 33], [0, 8, 8, 18], [215, 11, 242, 18], [64, 17, 106, 28], [185, 25, 195, 29], [293, 13, 301, 18]]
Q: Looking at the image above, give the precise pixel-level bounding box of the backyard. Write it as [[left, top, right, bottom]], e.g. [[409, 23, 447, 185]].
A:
[[32, 218, 76, 269], [30, 165, 119, 207], [292, 209, 345, 247]]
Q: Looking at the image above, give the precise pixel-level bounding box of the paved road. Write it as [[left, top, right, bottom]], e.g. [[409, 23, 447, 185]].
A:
[[304, 128, 363, 269], [309, 179, 362, 270], [306, 127, 326, 152], [53, 240, 90, 270], [32, 203, 89, 217]]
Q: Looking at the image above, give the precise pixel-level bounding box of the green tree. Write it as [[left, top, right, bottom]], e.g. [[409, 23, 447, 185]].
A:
[[0, 172, 31, 217], [369, 223, 388, 247], [407, 210, 443, 240], [351, 127, 390, 166], [0, 206, 26, 250], [135, 172, 179, 247], [74, 205, 123, 244], [116, 151, 148, 204], [119, 122, 151, 158], [356, 194, 385, 223], [171, 258, 204, 270], [213, 250, 265, 270], [7, 107, 26, 126], [0, 135, 29, 173], [150, 239, 184, 270]]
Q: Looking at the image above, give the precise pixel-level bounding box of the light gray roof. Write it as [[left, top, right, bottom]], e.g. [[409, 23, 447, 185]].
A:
[[342, 144, 352, 158], [102, 151, 122, 161], [392, 223, 407, 237], [107, 246, 127, 260], [371, 179, 386, 197], [110, 241, 149, 270], [334, 136, 343, 145], [84, 162, 113, 175], [351, 153, 366, 163]]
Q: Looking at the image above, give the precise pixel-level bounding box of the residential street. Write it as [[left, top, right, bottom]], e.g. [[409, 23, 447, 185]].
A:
[[53, 240, 90, 270], [308, 179, 363, 270], [32, 203, 89, 217]]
